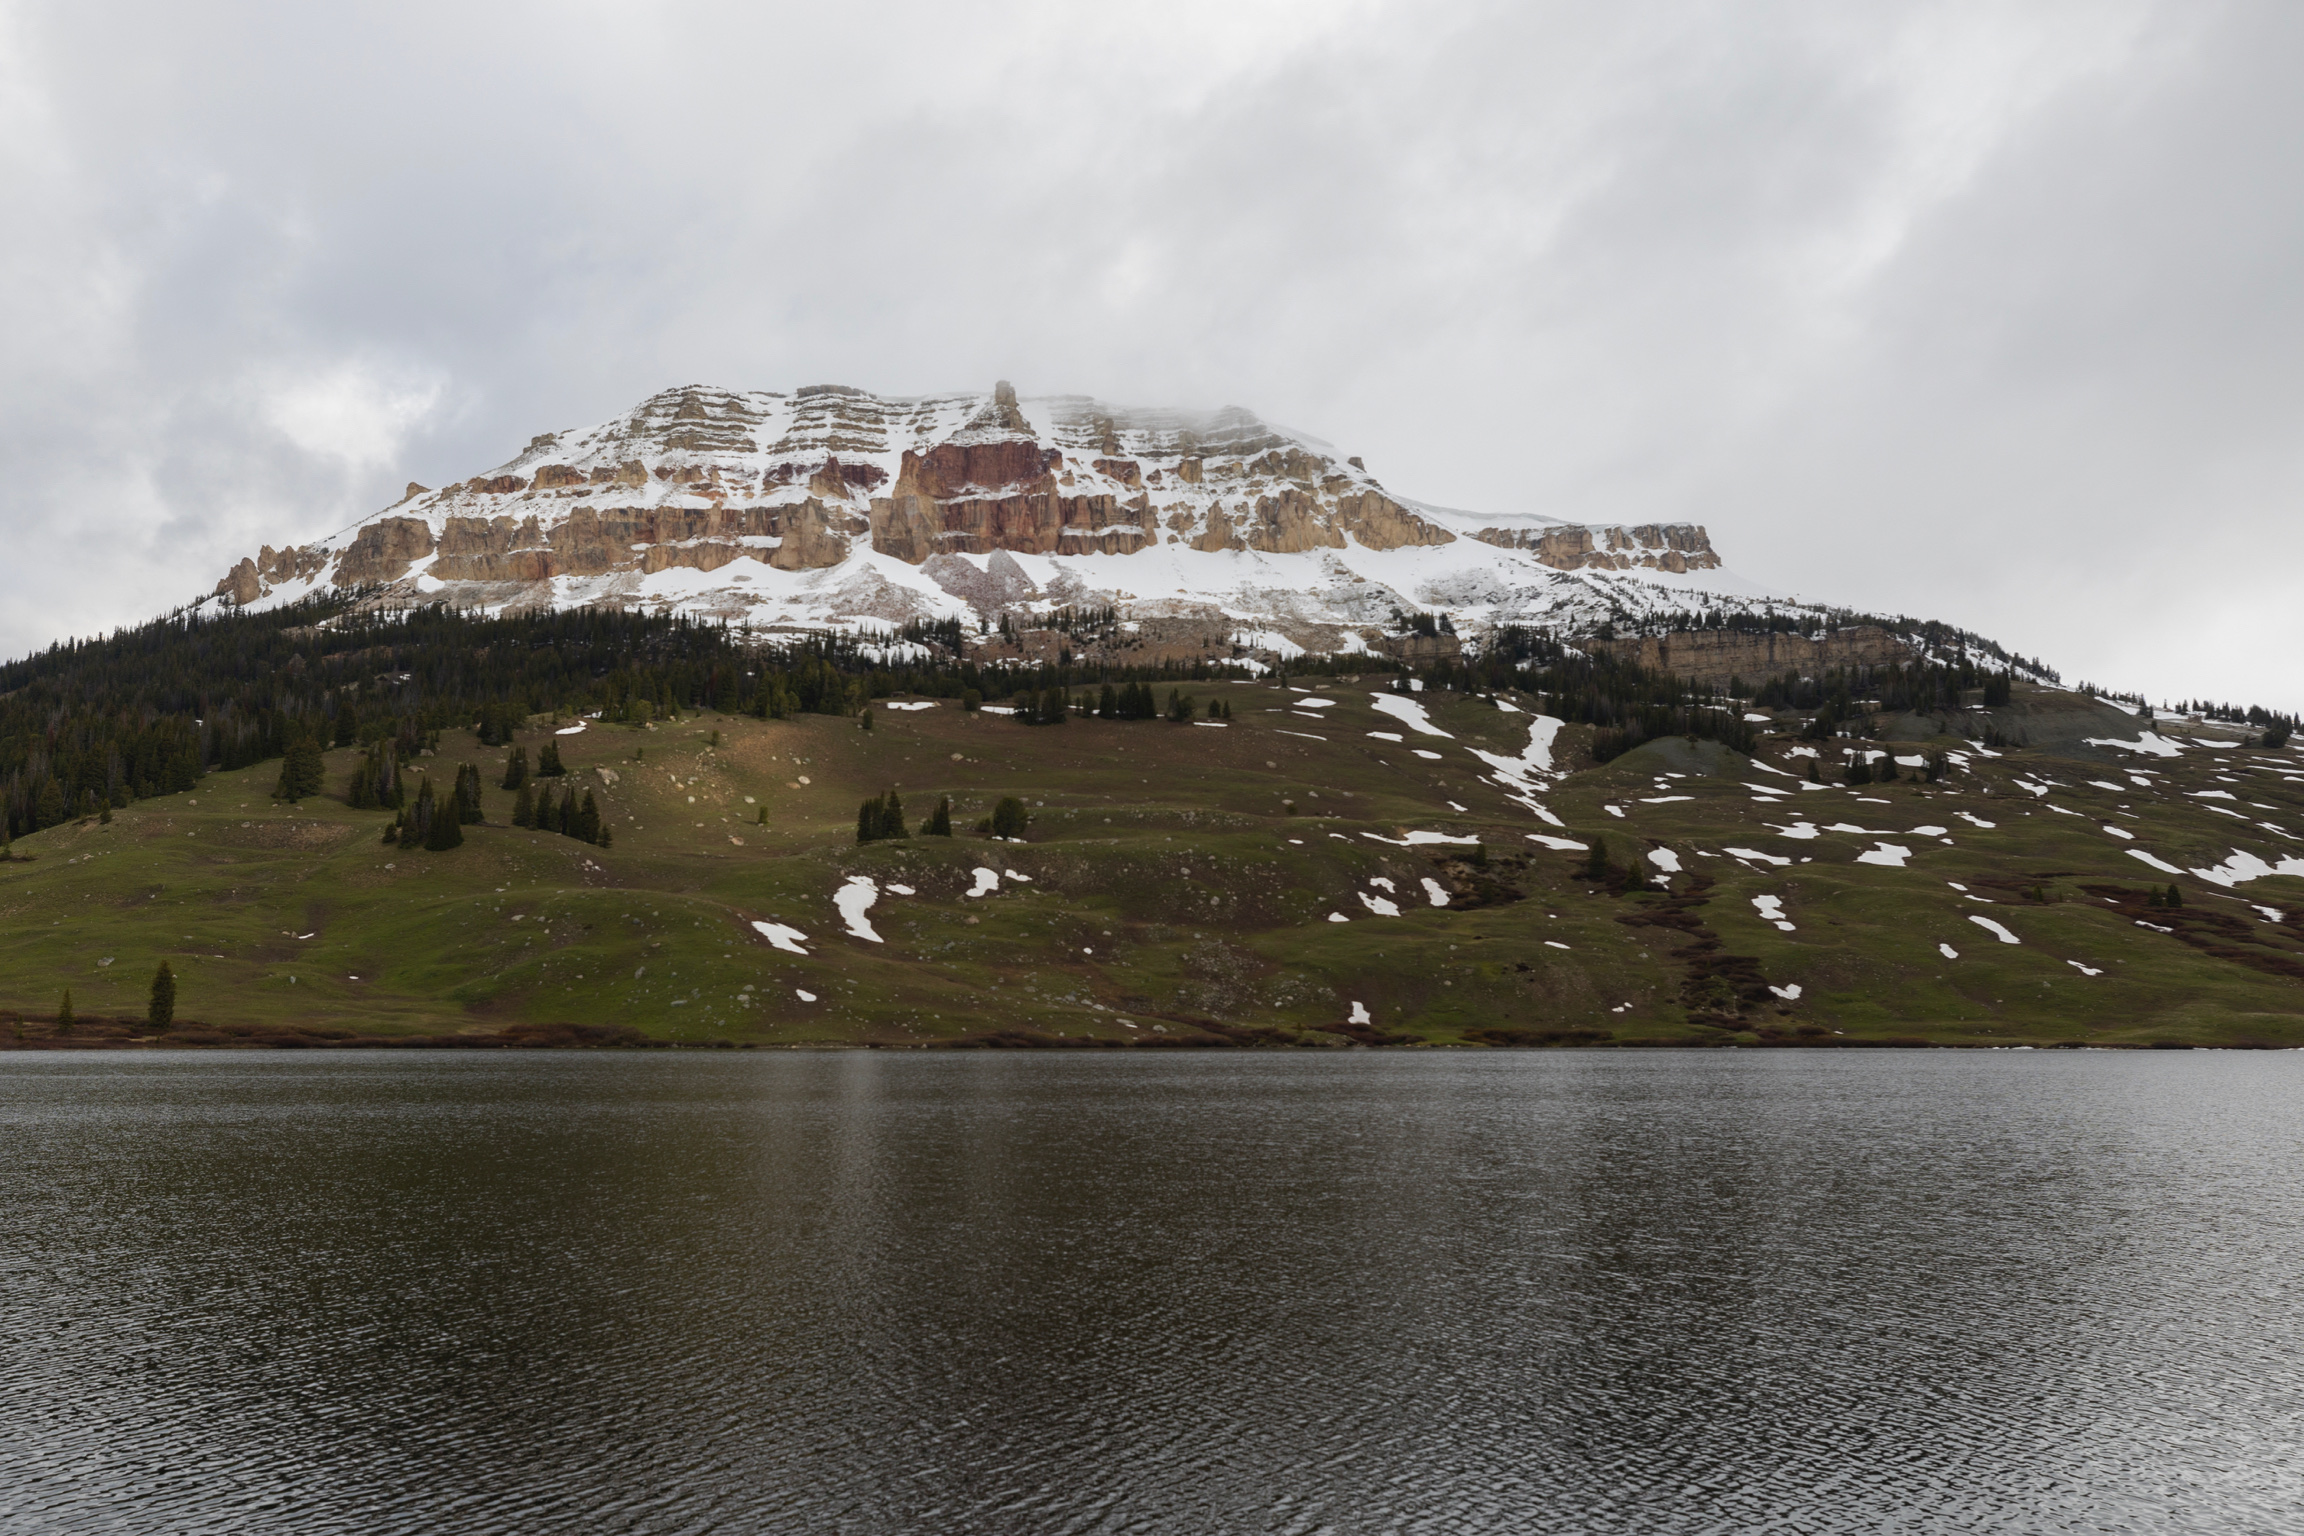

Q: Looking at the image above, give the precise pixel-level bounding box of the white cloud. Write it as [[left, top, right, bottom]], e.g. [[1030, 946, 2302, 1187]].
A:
[[261, 364, 442, 470]]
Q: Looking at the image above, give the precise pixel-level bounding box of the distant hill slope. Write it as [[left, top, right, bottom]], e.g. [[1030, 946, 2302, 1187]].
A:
[[4, 679, 2300, 1050]]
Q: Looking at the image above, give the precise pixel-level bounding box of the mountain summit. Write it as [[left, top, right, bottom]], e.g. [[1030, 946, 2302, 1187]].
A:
[[211, 382, 1733, 654]]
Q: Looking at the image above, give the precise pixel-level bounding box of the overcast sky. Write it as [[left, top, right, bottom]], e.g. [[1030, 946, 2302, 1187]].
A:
[[3, 1, 2298, 708]]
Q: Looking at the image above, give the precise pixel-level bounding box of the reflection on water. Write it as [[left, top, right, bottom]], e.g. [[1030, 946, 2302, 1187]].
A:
[[2, 1051, 2299, 1533]]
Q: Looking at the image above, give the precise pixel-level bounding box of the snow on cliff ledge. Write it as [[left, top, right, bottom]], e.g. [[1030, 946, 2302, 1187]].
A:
[[205, 381, 1781, 651]]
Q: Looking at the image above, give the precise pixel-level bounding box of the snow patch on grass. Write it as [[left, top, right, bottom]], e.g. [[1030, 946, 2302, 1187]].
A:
[[750, 921, 809, 955], [1369, 693, 1453, 738], [1968, 915, 2021, 945], [2189, 848, 2304, 888], [835, 877, 883, 942], [2085, 732, 2183, 757]]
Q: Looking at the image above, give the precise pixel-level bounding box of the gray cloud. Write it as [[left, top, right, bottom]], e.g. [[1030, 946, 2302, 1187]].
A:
[[2, 0, 2296, 708]]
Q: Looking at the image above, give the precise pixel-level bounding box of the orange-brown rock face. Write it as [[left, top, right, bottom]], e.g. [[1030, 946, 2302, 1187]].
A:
[[1475, 522, 1719, 572], [217, 558, 263, 605], [1238, 488, 1345, 554], [1334, 492, 1456, 550], [768, 499, 854, 570], [868, 441, 1149, 561], [433, 516, 556, 582], [333, 517, 436, 585]]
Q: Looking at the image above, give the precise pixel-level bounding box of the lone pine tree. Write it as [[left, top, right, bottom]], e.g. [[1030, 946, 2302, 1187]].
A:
[[148, 962, 175, 1031], [990, 796, 1029, 840], [271, 732, 327, 802]]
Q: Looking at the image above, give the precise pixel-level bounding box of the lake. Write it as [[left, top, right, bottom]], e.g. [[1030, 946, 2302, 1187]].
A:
[[1, 1050, 2297, 1533]]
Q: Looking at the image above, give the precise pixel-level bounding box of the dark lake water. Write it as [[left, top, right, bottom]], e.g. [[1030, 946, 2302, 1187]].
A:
[[2, 1050, 2299, 1534]]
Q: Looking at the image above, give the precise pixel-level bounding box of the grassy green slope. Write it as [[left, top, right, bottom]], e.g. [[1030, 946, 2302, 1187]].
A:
[[3, 681, 2300, 1047]]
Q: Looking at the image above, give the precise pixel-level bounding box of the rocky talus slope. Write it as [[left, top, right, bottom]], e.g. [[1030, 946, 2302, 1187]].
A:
[[211, 382, 1748, 654]]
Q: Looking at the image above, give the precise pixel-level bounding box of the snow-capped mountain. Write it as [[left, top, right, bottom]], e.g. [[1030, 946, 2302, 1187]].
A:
[[209, 381, 1759, 654]]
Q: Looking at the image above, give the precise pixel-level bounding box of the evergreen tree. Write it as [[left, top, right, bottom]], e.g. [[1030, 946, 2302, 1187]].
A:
[[403, 779, 435, 848], [855, 790, 909, 843], [1876, 758, 1897, 784], [35, 778, 66, 828], [333, 707, 358, 748], [55, 988, 73, 1034], [2166, 883, 2184, 909], [860, 706, 874, 731], [148, 961, 175, 1031], [578, 790, 602, 845], [1806, 758, 1821, 784], [513, 781, 534, 828], [596, 824, 612, 850], [1098, 684, 1117, 719], [537, 740, 565, 777], [98, 802, 112, 825], [425, 789, 465, 849], [454, 763, 484, 824], [1844, 756, 1872, 786], [1583, 836, 1609, 882], [502, 745, 529, 790], [557, 786, 578, 836], [990, 796, 1028, 840], [272, 732, 326, 802], [925, 796, 952, 836]]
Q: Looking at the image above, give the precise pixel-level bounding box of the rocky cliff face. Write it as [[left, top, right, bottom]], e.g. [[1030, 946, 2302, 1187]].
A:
[[1591, 626, 1916, 688], [207, 380, 1742, 653]]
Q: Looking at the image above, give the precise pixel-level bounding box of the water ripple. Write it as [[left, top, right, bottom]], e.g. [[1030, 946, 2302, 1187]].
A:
[[1, 1051, 2300, 1533]]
